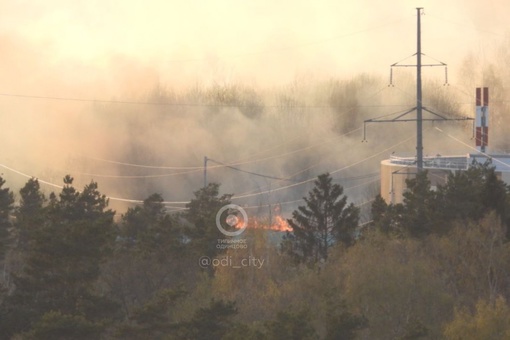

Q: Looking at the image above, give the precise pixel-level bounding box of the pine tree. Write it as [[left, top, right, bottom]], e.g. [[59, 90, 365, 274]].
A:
[[282, 173, 359, 265], [400, 171, 438, 237], [121, 193, 183, 258], [185, 183, 232, 259], [15, 178, 46, 250], [104, 193, 191, 315], [0, 176, 117, 338], [0, 176, 14, 260]]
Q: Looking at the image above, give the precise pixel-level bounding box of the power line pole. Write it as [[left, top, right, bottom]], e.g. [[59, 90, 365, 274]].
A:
[[363, 7, 473, 170], [416, 7, 423, 171]]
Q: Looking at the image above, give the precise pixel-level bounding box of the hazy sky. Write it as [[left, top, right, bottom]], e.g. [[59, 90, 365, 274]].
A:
[[0, 0, 508, 209], [1, 0, 508, 94]]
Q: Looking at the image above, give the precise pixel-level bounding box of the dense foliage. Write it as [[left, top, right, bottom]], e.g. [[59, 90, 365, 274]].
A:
[[0, 166, 509, 339]]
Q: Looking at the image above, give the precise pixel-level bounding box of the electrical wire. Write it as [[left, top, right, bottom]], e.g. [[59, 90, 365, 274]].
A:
[[0, 91, 416, 109], [80, 126, 363, 175], [207, 158, 295, 182], [79, 155, 207, 170], [0, 132, 408, 206], [62, 168, 202, 179], [0, 82, 418, 204], [2, 85, 393, 180], [434, 127, 510, 170], [206, 84, 393, 185], [227, 86, 387, 166], [70, 127, 359, 180], [0, 162, 189, 205], [231, 135, 414, 200], [241, 183, 378, 211], [0, 163, 63, 190]]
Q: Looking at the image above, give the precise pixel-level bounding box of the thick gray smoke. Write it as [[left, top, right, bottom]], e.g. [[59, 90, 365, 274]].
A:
[[0, 71, 472, 217], [1, 1, 509, 217]]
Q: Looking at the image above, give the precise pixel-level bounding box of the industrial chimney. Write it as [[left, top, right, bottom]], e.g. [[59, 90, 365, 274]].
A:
[[475, 87, 489, 153]]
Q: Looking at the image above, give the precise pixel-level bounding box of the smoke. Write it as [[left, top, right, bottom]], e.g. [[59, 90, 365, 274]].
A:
[[0, 1, 509, 215], [0, 66, 417, 214]]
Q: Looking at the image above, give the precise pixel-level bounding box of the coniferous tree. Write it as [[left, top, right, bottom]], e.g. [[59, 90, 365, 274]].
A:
[[185, 183, 232, 259], [103, 193, 191, 318], [480, 165, 509, 228], [0, 176, 14, 260], [400, 170, 439, 237], [0, 176, 117, 338], [15, 178, 46, 250], [436, 161, 510, 238], [121, 193, 183, 258], [0, 176, 14, 320], [436, 167, 485, 223], [282, 173, 359, 265]]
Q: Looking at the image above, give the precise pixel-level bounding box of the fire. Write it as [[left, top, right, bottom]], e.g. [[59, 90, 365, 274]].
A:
[[246, 216, 292, 232], [271, 215, 292, 232]]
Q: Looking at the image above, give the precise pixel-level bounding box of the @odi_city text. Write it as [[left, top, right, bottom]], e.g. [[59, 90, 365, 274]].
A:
[[199, 255, 265, 269]]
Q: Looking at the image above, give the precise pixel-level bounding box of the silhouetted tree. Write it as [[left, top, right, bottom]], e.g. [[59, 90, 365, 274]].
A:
[[399, 171, 439, 237], [15, 178, 46, 250], [121, 193, 183, 259], [0, 176, 14, 260], [104, 193, 191, 319], [0, 176, 117, 338], [282, 173, 359, 265], [185, 183, 232, 259], [436, 161, 510, 238]]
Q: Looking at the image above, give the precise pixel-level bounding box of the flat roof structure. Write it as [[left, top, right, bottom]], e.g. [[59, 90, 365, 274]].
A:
[[380, 153, 510, 204]]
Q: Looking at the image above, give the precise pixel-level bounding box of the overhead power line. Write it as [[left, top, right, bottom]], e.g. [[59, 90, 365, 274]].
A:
[[0, 132, 410, 206], [0, 162, 189, 205], [73, 84, 393, 179], [231, 134, 414, 200], [207, 158, 295, 182], [434, 127, 510, 170], [77, 126, 362, 176], [0, 91, 414, 109]]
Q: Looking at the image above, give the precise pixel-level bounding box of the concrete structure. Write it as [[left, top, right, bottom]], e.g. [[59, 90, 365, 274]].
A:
[[380, 153, 510, 204]]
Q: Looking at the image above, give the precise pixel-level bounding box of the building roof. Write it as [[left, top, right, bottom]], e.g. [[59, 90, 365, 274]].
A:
[[385, 153, 510, 172]]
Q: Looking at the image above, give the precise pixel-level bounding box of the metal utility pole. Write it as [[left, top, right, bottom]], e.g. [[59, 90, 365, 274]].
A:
[[363, 7, 473, 171], [416, 7, 423, 170]]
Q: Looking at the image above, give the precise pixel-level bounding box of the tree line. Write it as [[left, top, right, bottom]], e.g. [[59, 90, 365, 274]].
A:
[[0, 162, 509, 339]]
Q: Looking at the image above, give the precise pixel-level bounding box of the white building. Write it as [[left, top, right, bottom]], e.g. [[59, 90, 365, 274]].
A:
[[380, 153, 510, 204]]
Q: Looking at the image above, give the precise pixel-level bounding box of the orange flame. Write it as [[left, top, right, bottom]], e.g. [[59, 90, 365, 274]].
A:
[[245, 216, 292, 232], [271, 215, 292, 232]]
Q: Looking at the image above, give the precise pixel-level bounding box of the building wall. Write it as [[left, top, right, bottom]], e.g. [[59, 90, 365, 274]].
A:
[[380, 161, 451, 204], [381, 160, 412, 204], [502, 172, 510, 184]]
